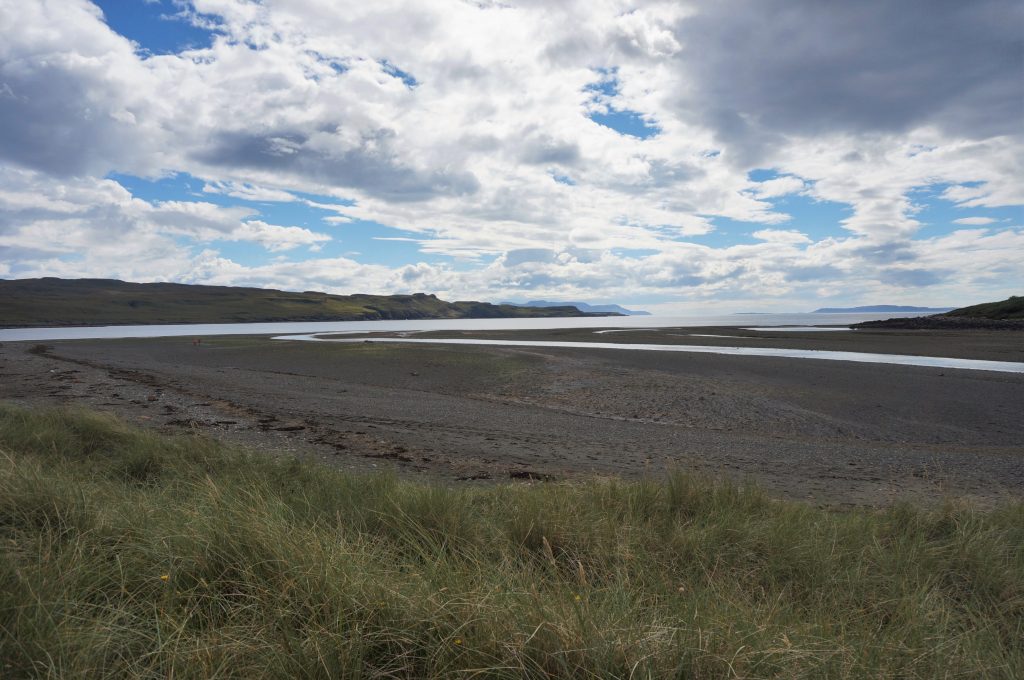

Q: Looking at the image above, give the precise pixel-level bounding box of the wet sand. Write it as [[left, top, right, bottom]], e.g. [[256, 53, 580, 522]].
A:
[[1, 326, 1022, 507]]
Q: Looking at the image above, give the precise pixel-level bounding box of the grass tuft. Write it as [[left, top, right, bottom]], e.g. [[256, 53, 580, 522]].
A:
[[0, 403, 1021, 678]]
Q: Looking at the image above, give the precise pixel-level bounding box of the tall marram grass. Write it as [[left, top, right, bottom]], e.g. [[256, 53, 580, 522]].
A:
[[0, 404, 1021, 679]]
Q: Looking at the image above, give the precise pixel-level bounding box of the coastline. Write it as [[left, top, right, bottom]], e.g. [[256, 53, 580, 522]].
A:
[[3, 326, 1021, 507], [853, 316, 1024, 331]]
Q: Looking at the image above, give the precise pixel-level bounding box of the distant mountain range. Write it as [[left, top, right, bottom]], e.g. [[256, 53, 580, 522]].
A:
[[504, 300, 651, 316], [0, 278, 615, 328], [813, 305, 954, 314]]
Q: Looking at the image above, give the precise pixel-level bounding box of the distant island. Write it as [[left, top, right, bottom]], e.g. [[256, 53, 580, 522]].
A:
[[504, 300, 651, 316], [853, 296, 1024, 330], [814, 305, 954, 314], [0, 278, 616, 328]]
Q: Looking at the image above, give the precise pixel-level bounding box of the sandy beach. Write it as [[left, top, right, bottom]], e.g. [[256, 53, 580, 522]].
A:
[[2, 326, 1021, 507]]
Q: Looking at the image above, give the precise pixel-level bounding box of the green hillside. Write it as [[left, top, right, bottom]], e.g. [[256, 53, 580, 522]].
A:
[[943, 295, 1024, 320], [0, 278, 601, 327], [852, 295, 1024, 330]]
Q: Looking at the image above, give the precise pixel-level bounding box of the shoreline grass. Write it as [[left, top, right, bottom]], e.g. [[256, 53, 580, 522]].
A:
[[1, 404, 1021, 678]]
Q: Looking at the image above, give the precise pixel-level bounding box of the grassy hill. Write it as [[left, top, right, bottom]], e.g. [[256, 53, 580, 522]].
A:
[[854, 295, 1024, 330], [943, 295, 1024, 320], [0, 278, 602, 327]]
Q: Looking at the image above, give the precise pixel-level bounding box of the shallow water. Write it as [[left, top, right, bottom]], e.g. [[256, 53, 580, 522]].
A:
[[743, 326, 851, 332], [678, 333, 743, 338], [274, 335, 1024, 374], [592, 328, 660, 334], [0, 312, 922, 342]]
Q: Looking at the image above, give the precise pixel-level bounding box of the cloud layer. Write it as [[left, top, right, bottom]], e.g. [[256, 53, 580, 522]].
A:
[[0, 0, 1020, 310]]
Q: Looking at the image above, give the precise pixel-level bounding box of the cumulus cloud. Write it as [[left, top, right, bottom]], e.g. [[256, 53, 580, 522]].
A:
[[673, 0, 1022, 144], [748, 177, 805, 200], [0, 168, 330, 280], [751, 229, 811, 244], [953, 217, 998, 226], [0, 1, 162, 176], [202, 181, 296, 203], [0, 0, 1020, 309], [230, 220, 331, 251]]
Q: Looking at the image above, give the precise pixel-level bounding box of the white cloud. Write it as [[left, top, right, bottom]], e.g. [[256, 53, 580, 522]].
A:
[[748, 176, 805, 199], [752, 229, 811, 244], [0, 0, 164, 176], [202, 181, 296, 202], [0, 168, 331, 276], [0, 0, 1020, 309], [230, 220, 331, 251], [952, 217, 997, 226]]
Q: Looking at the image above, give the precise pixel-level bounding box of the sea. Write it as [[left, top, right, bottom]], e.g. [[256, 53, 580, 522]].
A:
[[0, 312, 925, 342]]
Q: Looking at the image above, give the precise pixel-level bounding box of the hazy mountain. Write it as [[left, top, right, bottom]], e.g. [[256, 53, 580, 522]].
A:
[[506, 300, 650, 316], [813, 305, 954, 313]]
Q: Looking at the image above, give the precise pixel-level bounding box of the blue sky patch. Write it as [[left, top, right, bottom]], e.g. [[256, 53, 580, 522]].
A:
[[106, 172, 461, 268], [772, 192, 853, 241], [691, 191, 852, 248], [93, 0, 218, 54], [909, 184, 1024, 236], [589, 109, 660, 140], [584, 68, 660, 139], [583, 70, 618, 97], [693, 216, 774, 248], [320, 221, 442, 267], [380, 60, 418, 88], [747, 168, 780, 182]]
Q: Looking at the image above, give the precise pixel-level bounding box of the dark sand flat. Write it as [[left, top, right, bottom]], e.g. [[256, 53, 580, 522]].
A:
[[406, 325, 1024, 361], [2, 328, 1021, 507]]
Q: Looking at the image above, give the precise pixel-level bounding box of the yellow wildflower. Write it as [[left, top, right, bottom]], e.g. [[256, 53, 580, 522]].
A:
[[160, 574, 170, 582]]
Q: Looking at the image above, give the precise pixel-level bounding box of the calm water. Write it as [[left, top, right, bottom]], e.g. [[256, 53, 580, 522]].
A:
[[4, 312, 1018, 373], [743, 326, 851, 332], [0, 312, 918, 342], [276, 336, 1024, 374]]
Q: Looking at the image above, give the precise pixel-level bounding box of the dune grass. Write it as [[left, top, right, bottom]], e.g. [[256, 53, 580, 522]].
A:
[[0, 404, 1021, 678]]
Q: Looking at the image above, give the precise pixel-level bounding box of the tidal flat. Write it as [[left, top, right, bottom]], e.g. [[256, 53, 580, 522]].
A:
[[1, 326, 1022, 507]]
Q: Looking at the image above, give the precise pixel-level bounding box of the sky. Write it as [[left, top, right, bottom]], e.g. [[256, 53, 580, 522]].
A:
[[0, 0, 1021, 313]]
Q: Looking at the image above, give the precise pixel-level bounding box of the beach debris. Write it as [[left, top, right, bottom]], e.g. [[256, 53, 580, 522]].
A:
[[509, 469, 554, 481]]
